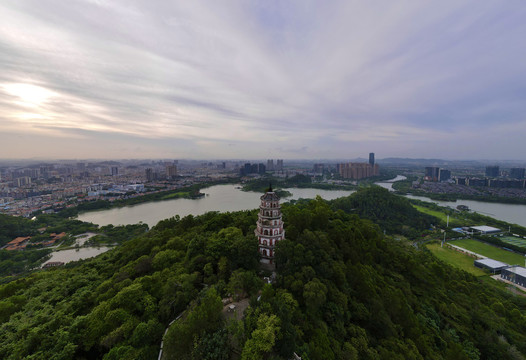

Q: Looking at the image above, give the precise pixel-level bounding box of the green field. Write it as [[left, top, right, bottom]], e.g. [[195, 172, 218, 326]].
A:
[[450, 238, 526, 265], [426, 242, 486, 276], [413, 205, 462, 225]]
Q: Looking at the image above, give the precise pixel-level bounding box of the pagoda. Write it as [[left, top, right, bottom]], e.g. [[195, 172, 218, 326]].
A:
[[255, 185, 285, 266]]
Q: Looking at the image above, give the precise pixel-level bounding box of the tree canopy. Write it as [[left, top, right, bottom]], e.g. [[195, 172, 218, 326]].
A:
[[0, 189, 524, 359]]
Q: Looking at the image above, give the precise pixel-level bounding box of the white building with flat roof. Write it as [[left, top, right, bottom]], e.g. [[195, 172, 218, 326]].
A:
[[469, 226, 501, 235]]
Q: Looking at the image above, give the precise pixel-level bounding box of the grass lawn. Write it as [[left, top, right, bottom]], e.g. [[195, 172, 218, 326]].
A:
[[426, 242, 486, 276], [413, 205, 463, 226], [450, 238, 526, 265]]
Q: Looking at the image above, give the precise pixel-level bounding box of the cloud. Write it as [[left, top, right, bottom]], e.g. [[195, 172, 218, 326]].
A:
[[1, 0, 526, 159]]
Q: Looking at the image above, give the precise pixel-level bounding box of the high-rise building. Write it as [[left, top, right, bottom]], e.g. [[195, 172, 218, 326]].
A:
[[439, 169, 451, 182], [240, 163, 266, 176], [369, 153, 375, 166], [145, 168, 155, 182], [15, 176, 31, 187], [456, 177, 466, 185], [255, 185, 285, 267], [338, 162, 379, 179], [425, 167, 440, 182], [313, 163, 325, 173], [166, 165, 177, 180], [111, 166, 119, 176], [276, 159, 283, 171], [510, 168, 525, 179], [267, 159, 275, 171], [485, 166, 499, 178]]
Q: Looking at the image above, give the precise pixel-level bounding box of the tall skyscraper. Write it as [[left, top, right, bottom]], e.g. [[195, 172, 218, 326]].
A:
[[111, 166, 119, 176], [145, 168, 153, 182], [485, 166, 499, 178], [338, 162, 379, 179], [369, 153, 375, 166], [439, 169, 451, 182], [166, 165, 177, 180], [267, 159, 275, 171], [510, 168, 525, 179], [425, 167, 440, 181], [276, 159, 283, 171]]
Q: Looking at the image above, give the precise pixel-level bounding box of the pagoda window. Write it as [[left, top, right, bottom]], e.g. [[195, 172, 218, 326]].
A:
[[264, 229, 269, 235], [263, 240, 267, 246]]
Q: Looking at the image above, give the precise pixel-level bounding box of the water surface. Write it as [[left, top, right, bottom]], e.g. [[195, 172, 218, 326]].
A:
[[43, 246, 111, 266], [77, 184, 354, 227]]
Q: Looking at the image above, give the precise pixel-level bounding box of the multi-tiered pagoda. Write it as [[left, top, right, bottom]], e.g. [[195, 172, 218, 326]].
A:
[[255, 185, 285, 266]]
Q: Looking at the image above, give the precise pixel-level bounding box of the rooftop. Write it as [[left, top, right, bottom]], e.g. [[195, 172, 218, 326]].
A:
[[475, 258, 509, 269], [470, 225, 501, 233], [505, 266, 526, 278], [7, 236, 31, 245], [261, 191, 280, 201]]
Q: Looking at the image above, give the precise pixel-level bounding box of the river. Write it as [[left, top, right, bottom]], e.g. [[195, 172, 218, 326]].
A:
[[404, 194, 526, 227], [77, 184, 354, 228], [376, 175, 407, 191], [76, 179, 526, 229], [377, 175, 526, 227]]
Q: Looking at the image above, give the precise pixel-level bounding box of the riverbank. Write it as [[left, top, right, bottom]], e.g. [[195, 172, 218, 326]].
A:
[[393, 178, 526, 205], [240, 175, 357, 195], [68, 181, 227, 218]]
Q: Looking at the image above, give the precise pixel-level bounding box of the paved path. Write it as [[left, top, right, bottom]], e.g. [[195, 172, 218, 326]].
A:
[[491, 275, 526, 296], [158, 311, 184, 360]]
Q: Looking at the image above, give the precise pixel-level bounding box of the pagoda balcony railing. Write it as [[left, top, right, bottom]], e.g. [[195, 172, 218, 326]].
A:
[[256, 233, 283, 239], [258, 244, 276, 249], [258, 214, 282, 220]]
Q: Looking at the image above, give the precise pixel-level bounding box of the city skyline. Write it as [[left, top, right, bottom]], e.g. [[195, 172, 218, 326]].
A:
[[1, 1, 526, 160]]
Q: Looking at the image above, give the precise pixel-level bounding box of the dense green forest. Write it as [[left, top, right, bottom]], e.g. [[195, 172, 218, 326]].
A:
[[0, 188, 525, 359]]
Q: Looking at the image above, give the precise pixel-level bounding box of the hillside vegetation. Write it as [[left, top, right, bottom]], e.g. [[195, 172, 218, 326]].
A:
[[0, 188, 524, 359]]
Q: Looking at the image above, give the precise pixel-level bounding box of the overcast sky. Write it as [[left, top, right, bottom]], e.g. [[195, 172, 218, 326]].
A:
[[1, 1, 525, 160]]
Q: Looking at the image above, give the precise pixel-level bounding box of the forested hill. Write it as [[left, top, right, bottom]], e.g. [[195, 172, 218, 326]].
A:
[[0, 189, 525, 359], [331, 186, 436, 237]]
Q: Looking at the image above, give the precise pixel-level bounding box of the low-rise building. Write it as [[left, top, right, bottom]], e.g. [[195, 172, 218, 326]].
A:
[[501, 266, 526, 287], [474, 258, 509, 274]]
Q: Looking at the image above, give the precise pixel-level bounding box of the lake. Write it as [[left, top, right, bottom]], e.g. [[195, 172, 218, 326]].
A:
[[77, 184, 354, 227], [42, 246, 112, 267], [77, 180, 526, 229]]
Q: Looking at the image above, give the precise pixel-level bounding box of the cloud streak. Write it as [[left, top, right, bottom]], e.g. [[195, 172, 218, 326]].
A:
[[1, 0, 526, 159]]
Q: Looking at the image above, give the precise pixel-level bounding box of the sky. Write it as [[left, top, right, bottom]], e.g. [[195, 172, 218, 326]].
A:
[[1, 1, 526, 160]]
